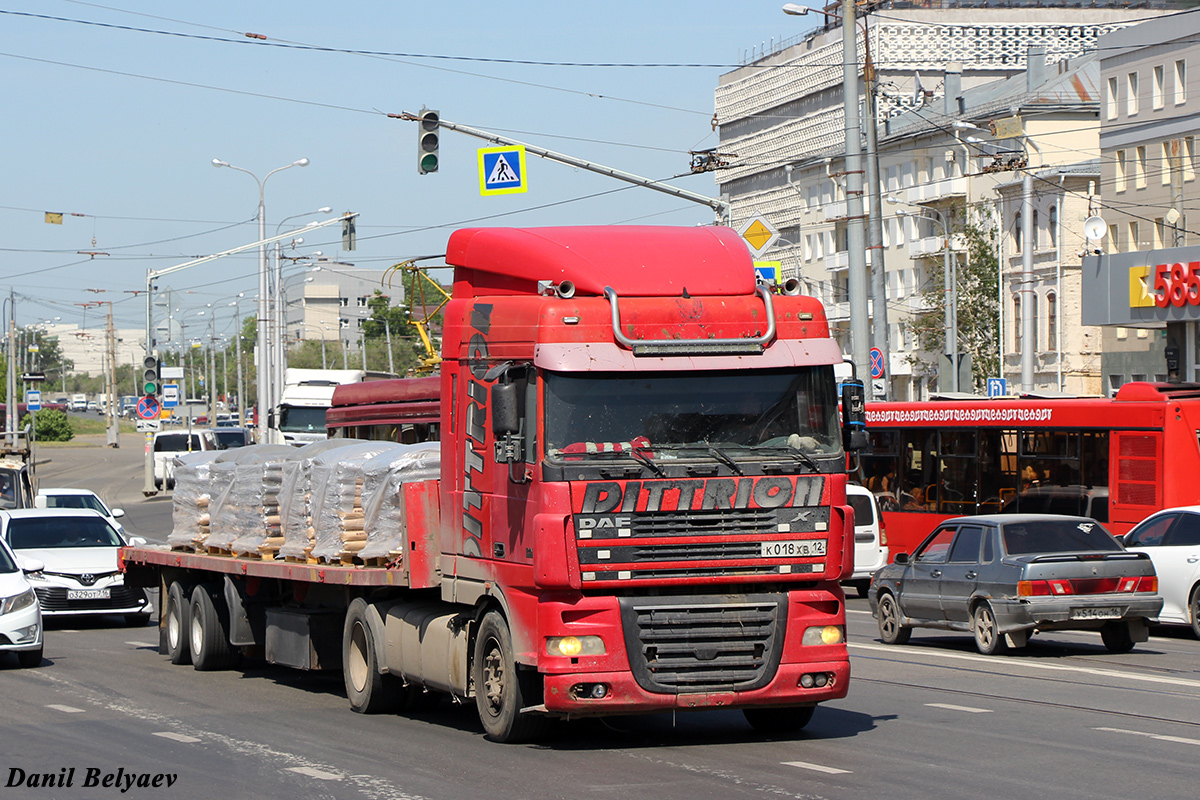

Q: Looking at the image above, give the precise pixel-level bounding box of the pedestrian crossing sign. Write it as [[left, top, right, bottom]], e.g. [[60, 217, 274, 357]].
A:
[[479, 146, 527, 196]]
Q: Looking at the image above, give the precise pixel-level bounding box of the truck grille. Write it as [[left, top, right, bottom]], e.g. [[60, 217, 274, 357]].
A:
[[619, 593, 786, 694], [33, 586, 147, 613]]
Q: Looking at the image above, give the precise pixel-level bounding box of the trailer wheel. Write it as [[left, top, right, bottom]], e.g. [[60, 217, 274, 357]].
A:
[[343, 599, 405, 714], [165, 581, 191, 665], [189, 585, 238, 671], [743, 705, 815, 736], [473, 611, 548, 743]]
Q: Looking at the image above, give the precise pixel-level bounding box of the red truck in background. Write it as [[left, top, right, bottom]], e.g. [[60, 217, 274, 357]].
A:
[[122, 225, 866, 743]]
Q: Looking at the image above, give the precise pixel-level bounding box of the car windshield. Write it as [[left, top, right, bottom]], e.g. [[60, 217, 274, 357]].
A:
[[544, 367, 842, 464], [43, 494, 108, 514], [7, 516, 123, 549], [154, 434, 201, 452], [1001, 519, 1122, 555], [278, 406, 327, 433]]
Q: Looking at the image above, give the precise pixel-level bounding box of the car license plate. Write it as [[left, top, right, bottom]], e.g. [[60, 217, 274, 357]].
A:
[[761, 539, 827, 558], [67, 588, 111, 600], [1070, 606, 1121, 620]]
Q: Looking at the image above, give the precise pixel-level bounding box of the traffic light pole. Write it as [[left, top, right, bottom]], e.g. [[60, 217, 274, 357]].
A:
[[394, 112, 730, 221]]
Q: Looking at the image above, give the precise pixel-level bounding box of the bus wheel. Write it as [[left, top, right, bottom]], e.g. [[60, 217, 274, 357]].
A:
[[743, 705, 815, 736], [343, 599, 405, 714], [473, 611, 548, 743], [165, 581, 191, 665], [189, 585, 238, 671]]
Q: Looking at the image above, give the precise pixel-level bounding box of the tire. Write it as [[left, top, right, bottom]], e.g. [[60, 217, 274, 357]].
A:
[[165, 581, 191, 665], [877, 593, 911, 645], [473, 610, 549, 743], [343, 599, 406, 714], [1189, 587, 1200, 640], [125, 613, 152, 627], [972, 602, 1006, 655], [743, 705, 815, 735], [189, 585, 238, 671], [17, 648, 43, 668], [1100, 620, 1136, 654]]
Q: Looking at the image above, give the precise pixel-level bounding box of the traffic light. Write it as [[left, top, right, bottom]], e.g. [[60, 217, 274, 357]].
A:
[[417, 107, 439, 174], [142, 354, 160, 396]]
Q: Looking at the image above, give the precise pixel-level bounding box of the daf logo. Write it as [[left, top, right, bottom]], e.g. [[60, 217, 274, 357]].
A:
[[79, 573, 97, 586]]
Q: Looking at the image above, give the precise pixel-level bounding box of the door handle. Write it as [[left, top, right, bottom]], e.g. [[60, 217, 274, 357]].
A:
[[930, 569, 942, 577], [965, 571, 977, 579], [1188, 556, 1199, 564]]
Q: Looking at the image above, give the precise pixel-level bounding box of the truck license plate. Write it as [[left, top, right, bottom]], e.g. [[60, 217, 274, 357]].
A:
[[68, 588, 111, 600], [761, 539, 827, 558], [1070, 606, 1121, 620]]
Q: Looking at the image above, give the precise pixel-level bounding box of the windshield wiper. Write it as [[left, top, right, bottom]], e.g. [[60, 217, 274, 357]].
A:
[[706, 445, 744, 476], [629, 446, 666, 477]]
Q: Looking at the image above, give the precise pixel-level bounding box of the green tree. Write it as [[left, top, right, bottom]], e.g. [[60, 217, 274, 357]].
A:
[[362, 289, 414, 342], [907, 205, 999, 392], [20, 409, 73, 442]]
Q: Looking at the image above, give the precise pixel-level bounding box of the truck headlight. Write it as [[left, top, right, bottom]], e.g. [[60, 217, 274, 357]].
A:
[[546, 635, 605, 657], [0, 588, 37, 615], [802, 625, 844, 646]]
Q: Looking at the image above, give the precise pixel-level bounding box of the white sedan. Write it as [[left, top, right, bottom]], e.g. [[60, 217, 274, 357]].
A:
[[1123, 506, 1200, 637], [36, 487, 126, 535], [0, 509, 151, 626], [0, 536, 43, 667]]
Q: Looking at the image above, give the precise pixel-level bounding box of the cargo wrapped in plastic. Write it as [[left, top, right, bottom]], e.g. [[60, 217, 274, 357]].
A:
[[277, 439, 374, 561], [308, 442, 407, 563], [357, 443, 441, 563], [184, 445, 296, 556], [168, 450, 223, 551]]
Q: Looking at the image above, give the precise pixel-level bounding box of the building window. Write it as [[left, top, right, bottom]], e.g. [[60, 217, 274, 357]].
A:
[[1107, 76, 1119, 120], [1128, 222, 1140, 252], [1154, 218, 1165, 249], [1030, 294, 1039, 351], [1115, 150, 1127, 192], [1162, 142, 1173, 185], [1047, 292, 1057, 347], [1116, 327, 1128, 340], [1131, 373, 1147, 382], [1109, 374, 1123, 396], [1108, 224, 1120, 254], [1032, 209, 1040, 251], [1048, 206, 1058, 248], [1176, 59, 1187, 105], [357, 296, 369, 307], [1013, 211, 1023, 253], [1013, 296, 1022, 350], [1136, 146, 1147, 188], [1136, 329, 1148, 340], [339, 297, 349, 307], [1185, 137, 1196, 182], [1127, 71, 1139, 115], [1153, 65, 1165, 110]]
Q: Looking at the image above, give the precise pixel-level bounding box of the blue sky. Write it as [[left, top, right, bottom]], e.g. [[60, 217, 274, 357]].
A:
[[0, 0, 821, 342]]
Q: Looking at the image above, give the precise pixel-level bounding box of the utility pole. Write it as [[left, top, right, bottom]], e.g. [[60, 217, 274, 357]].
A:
[[861, 15, 889, 399], [1020, 172, 1035, 392], [840, 0, 871, 394], [384, 318, 395, 375]]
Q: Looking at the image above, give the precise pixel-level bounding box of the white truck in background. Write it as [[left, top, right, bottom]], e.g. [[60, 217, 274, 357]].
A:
[[269, 369, 392, 446]]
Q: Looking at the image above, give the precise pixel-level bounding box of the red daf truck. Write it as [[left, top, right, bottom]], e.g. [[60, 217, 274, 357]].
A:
[[121, 225, 866, 743]]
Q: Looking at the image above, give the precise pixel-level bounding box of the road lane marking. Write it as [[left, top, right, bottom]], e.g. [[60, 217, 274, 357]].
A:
[[153, 732, 200, 743], [126, 641, 156, 648], [926, 703, 992, 714], [846, 608, 872, 615], [287, 767, 344, 781], [1095, 727, 1200, 747], [849, 641, 1200, 690], [782, 761, 852, 775], [47, 704, 84, 713]]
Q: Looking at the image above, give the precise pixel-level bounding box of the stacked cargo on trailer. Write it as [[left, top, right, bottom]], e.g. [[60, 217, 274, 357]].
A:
[[122, 225, 865, 742]]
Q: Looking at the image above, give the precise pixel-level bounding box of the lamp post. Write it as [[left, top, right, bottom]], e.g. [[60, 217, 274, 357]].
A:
[[784, 2, 871, 393], [212, 156, 310, 442], [889, 196, 959, 392], [229, 294, 245, 427]]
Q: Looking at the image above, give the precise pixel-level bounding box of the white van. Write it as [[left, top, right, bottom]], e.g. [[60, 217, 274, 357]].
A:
[[152, 431, 214, 489], [844, 483, 888, 597]]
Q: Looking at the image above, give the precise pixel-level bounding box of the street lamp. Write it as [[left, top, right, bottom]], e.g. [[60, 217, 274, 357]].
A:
[[212, 156, 310, 442], [888, 196, 960, 393], [228, 293, 246, 426]]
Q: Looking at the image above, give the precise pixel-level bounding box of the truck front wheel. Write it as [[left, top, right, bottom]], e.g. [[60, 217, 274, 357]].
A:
[[472, 611, 548, 743], [343, 599, 405, 714]]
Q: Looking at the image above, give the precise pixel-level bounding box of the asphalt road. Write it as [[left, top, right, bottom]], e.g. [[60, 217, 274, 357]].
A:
[[4, 439, 1199, 799]]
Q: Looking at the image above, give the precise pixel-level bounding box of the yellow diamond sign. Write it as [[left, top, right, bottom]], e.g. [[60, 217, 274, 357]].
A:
[[737, 216, 780, 256]]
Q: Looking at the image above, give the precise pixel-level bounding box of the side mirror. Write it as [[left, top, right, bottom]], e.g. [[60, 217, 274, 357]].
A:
[[128, 536, 147, 547], [840, 380, 869, 451], [34, 495, 48, 509], [17, 555, 45, 574], [893, 552, 909, 565], [111, 508, 125, 518], [491, 382, 520, 437]]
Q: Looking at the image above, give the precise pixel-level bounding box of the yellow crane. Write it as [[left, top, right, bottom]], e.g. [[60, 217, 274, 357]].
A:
[[382, 258, 450, 376]]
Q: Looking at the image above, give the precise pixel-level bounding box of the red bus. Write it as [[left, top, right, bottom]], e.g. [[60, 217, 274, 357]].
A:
[[856, 382, 1200, 557], [325, 376, 441, 444]]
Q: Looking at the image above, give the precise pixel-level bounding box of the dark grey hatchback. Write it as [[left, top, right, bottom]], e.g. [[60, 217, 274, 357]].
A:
[[869, 514, 1163, 654]]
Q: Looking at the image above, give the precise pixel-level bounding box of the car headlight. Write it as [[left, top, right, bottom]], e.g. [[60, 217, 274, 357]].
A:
[[0, 588, 38, 615]]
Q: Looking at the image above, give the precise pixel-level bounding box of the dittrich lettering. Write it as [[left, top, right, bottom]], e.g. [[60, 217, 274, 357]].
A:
[[754, 476, 795, 508], [734, 478, 753, 509], [620, 482, 641, 512], [460, 302, 494, 558], [700, 478, 736, 509], [582, 482, 622, 514]]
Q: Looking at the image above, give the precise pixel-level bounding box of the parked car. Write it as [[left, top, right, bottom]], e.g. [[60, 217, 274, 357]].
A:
[[152, 431, 212, 489], [1121, 506, 1200, 638], [0, 509, 150, 626], [205, 427, 252, 450], [0, 536, 42, 667], [36, 488, 126, 536], [844, 483, 888, 597], [869, 514, 1162, 655]]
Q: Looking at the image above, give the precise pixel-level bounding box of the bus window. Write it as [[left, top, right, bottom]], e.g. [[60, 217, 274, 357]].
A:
[[859, 430, 900, 510], [938, 431, 978, 515], [899, 429, 938, 511]]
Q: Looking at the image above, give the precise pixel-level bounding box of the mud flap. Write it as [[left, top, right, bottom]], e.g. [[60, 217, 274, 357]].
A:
[[1129, 617, 1149, 643]]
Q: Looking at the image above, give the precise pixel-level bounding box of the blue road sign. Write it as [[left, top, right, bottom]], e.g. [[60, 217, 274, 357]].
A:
[[869, 347, 885, 380], [137, 395, 161, 420], [478, 146, 527, 195], [26, 390, 41, 411], [987, 377, 1007, 398], [162, 384, 180, 408]]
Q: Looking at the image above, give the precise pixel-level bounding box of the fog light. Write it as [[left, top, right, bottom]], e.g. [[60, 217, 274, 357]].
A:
[[16, 624, 40, 643], [570, 682, 609, 699], [546, 635, 605, 657], [813, 673, 828, 687], [800, 673, 815, 689], [802, 625, 845, 646]]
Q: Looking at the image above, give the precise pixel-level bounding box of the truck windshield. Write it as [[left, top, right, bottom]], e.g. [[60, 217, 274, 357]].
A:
[[544, 366, 842, 464], [278, 406, 328, 433]]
